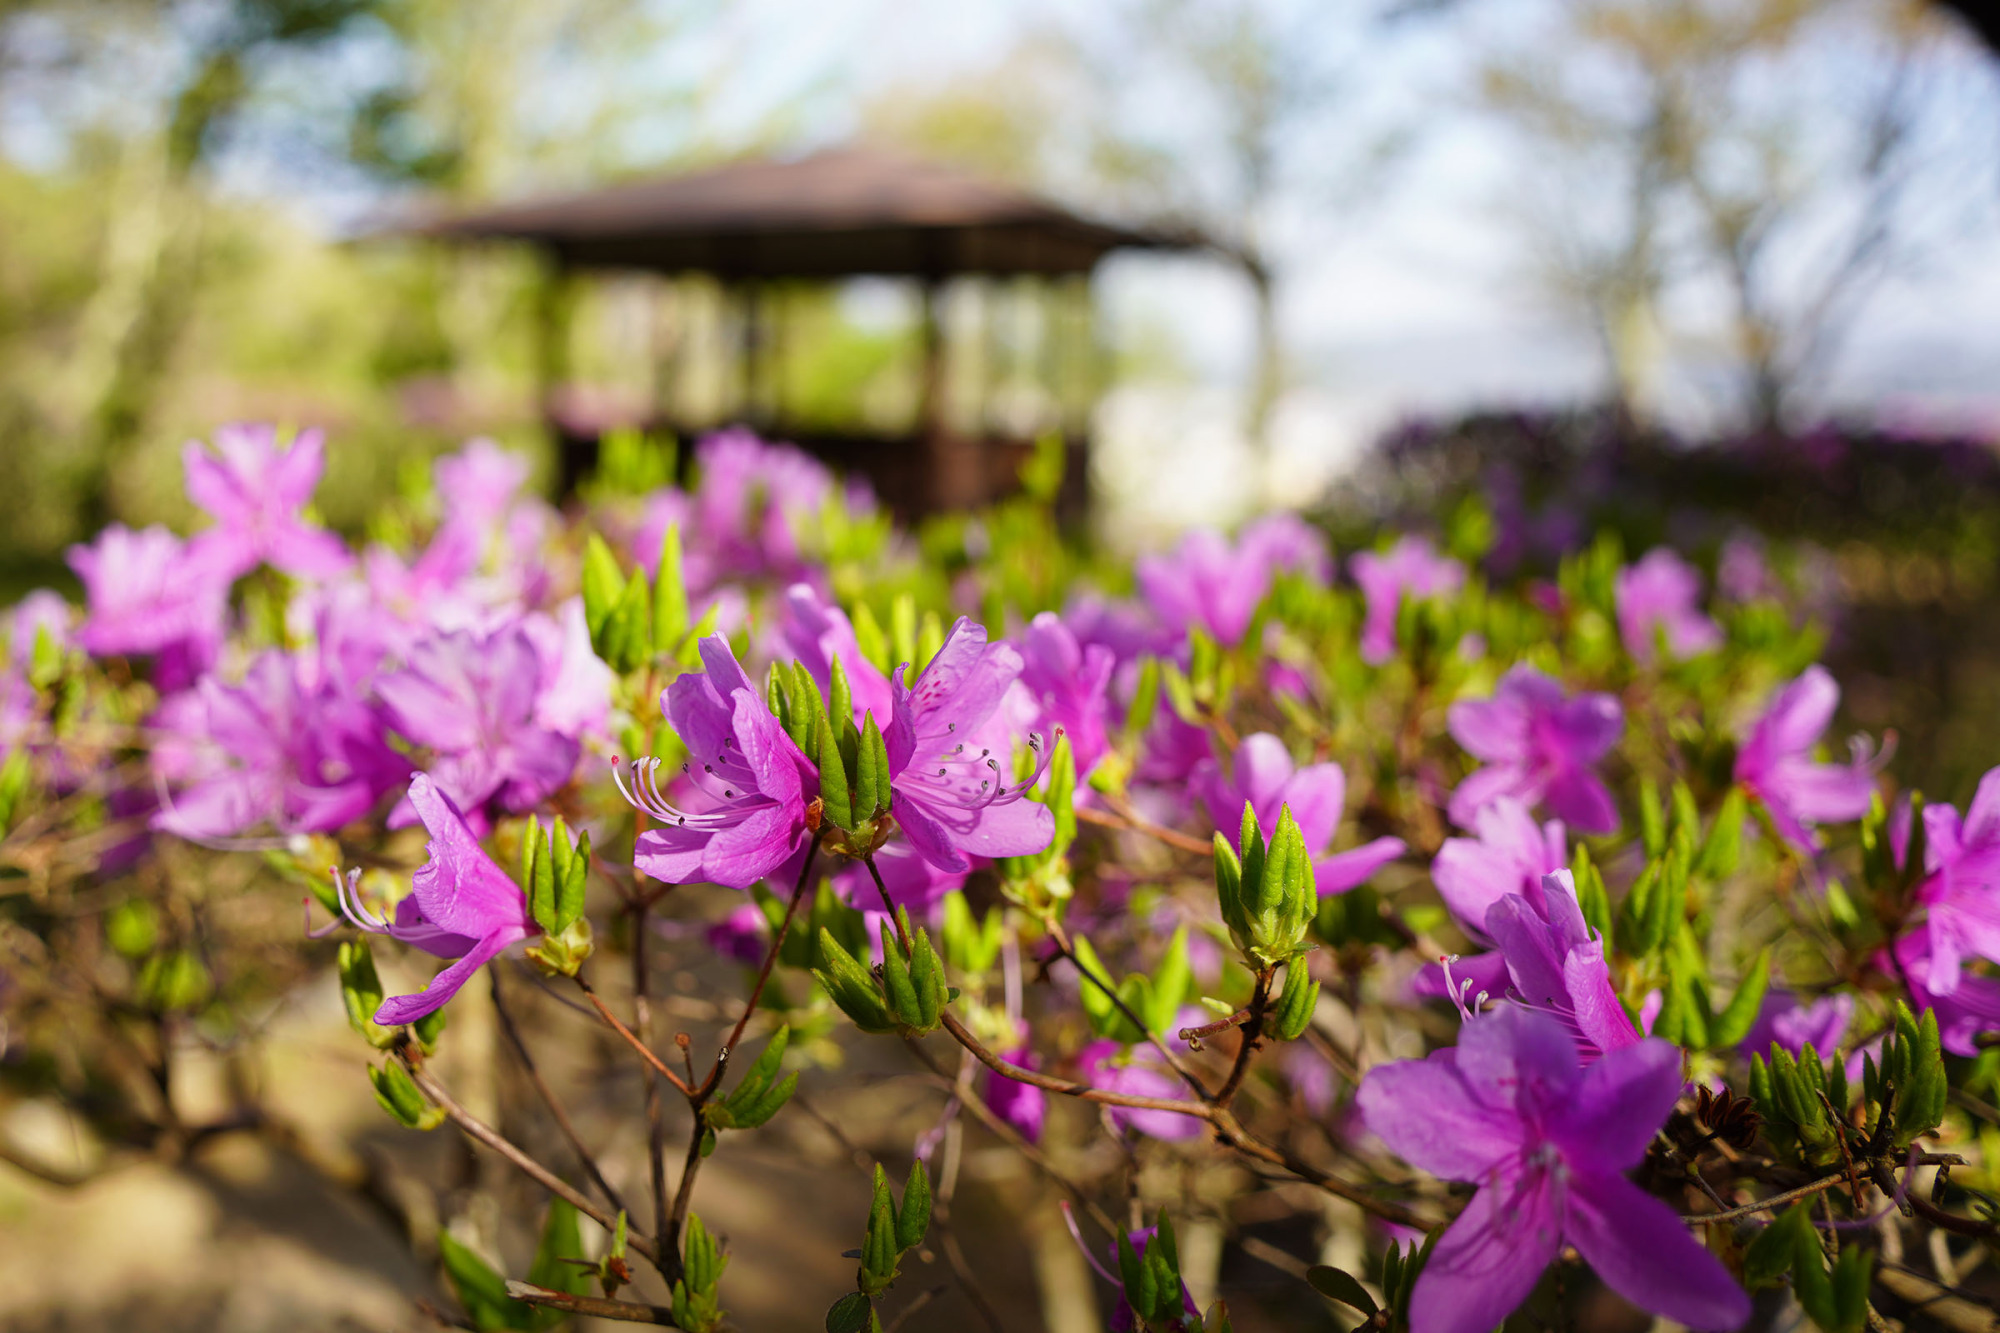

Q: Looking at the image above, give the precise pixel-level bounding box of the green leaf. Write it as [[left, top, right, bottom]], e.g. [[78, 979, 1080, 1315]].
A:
[[813, 929, 894, 1033], [555, 827, 589, 933], [1306, 1265, 1378, 1317], [879, 920, 920, 1027], [856, 712, 889, 821], [653, 522, 689, 653], [581, 534, 627, 646], [1639, 778, 1666, 859], [439, 1230, 528, 1331], [523, 817, 555, 932], [896, 1159, 932, 1252], [369, 1061, 445, 1130], [526, 1199, 589, 1308], [1710, 948, 1773, 1049], [826, 1292, 874, 1333], [1149, 926, 1192, 1034], [817, 705, 855, 831], [338, 939, 394, 1049]]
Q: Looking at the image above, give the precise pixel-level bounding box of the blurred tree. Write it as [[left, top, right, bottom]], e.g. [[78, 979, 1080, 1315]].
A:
[[1476, 0, 1997, 431], [866, 2, 1413, 489]]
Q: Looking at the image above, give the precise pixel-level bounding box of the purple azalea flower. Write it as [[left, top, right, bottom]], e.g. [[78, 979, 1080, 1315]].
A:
[[1194, 733, 1404, 896], [982, 1046, 1047, 1144], [68, 525, 229, 692], [1134, 514, 1330, 645], [1908, 765, 2000, 994], [1015, 612, 1116, 777], [376, 623, 581, 833], [183, 425, 352, 581], [1075, 1040, 1203, 1141], [1133, 707, 1212, 791], [1063, 591, 1176, 667], [1889, 933, 2000, 1057], [690, 429, 843, 583], [1357, 1006, 1751, 1333], [1351, 536, 1465, 665], [1447, 665, 1623, 834], [1482, 871, 1641, 1061], [1616, 548, 1722, 665], [615, 635, 818, 889], [776, 583, 894, 725], [433, 437, 529, 534], [831, 839, 968, 913], [1732, 666, 1876, 851], [886, 618, 1056, 873], [336, 773, 537, 1024], [1433, 799, 1568, 940], [1740, 991, 1854, 1061], [151, 652, 402, 840], [522, 599, 615, 740], [705, 902, 772, 966]]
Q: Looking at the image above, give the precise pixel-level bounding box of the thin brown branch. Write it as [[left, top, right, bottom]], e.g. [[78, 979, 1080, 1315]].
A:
[[400, 1058, 662, 1269], [697, 841, 818, 1100], [489, 971, 627, 1217], [576, 975, 694, 1097], [1044, 919, 1216, 1102], [504, 1282, 679, 1326], [882, 1285, 950, 1333], [903, 1037, 1121, 1238], [1212, 968, 1274, 1108], [1076, 800, 1213, 855], [1685, 1172, 1854, 1225]]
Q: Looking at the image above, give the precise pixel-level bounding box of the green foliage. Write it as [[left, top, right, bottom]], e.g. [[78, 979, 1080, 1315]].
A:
[[707, 1026, 799, 1132], [1214, 803, 1316, 967], [1072, 926, 1192, 1043], [670, 1213, 729, 1333], [369, 1060, 444, 1130], [938, 891, 1004, 976], [1265, 958, 1320, 1041], [1742, 1204, 1873, 1333], [854, 1161, 930, 1298], [1115, 1209, 1188, 1331]]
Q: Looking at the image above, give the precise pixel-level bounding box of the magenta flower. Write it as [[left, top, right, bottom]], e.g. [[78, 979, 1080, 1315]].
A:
[[151, 652, 402, 840], [1447, 665, 1623, 834], [1733, 666, 1876, 850], [1015, 612, 1116, 777], [1889, 933, 2000, 1057], [1351, 536, 1465, 665], [1740, 991, 1854, 1061], [67, 524, 229, 692], [689, 429, 847, 584], [522, 599, 615, 741], [337, 774, 537, 1025], [1358, 1006, 1750, 1333], [776, 583, 894, 725], [831, 840, 967, 912], [1432, 799, 1568, 940], [705, 902, 772, 966], [183, 425, 352, 582], [1076, 1040, 1202, 1141], [982, 1046, 1047, 1144], [1483, 871, 1641, 1061], [432, 437, 529, 534], [1135, 514, 1329, 645], [886, 618, 1056, 873], [376, 623, 581, 833], [1194, 733, 1404, 896], [1907, 765, 2000, 994], [615, 635, 818, 889], [1616, 548, 1722, 665]]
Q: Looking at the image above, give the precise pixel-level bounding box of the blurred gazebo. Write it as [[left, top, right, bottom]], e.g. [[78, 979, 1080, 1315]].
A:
[[406, 147, 1206, 517]]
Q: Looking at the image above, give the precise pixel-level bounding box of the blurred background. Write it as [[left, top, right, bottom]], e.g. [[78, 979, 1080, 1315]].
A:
[[5, 1, 2000, 1328]]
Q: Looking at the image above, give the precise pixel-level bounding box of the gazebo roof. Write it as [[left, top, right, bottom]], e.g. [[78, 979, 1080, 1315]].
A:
[[406, 146, 1204, 279]]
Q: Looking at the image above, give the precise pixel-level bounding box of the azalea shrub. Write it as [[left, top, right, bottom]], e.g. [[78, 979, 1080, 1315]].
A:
[[2, 422, 1997, 1332]]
